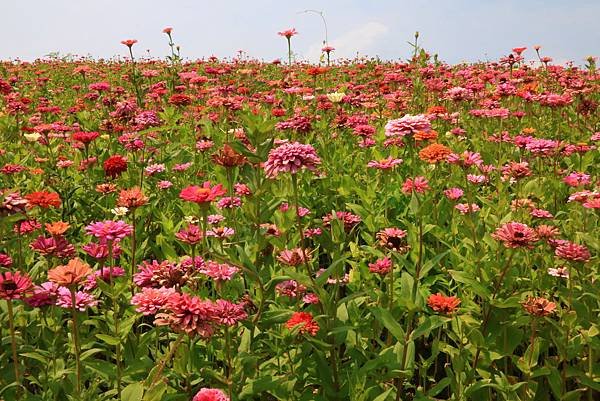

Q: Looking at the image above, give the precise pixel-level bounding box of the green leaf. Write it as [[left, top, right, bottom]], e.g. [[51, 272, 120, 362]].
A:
[[96, 334, 121, 345], [370, 307, 405, 341], [122, 382, 144, 401], [373, 388, 393, 401]]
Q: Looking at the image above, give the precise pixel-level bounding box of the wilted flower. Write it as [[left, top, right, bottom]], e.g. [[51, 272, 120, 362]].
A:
[[522, 296, 556, 317]]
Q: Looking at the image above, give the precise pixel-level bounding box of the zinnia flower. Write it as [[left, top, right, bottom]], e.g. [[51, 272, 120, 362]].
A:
[[368, 257, 392, 275], [85, 220, 133, 242], [131, 287, 177, 315], [193, 388, 230, 401], [264, 142, 321, 178], [48, 258, 92, 287], [385, 114, 431, 137], [277, 28, 298, 38], [285, 311, 319, 336], [0, 271, 33, 299], [155, 293, 216, 337], [427, 293, 461, 314], [103, 155, 128, 178], [25, 191, 61, 208], [491, 222, 539, 249], [179, 182, 227, 204], [555, 241, 591, 262], [521, 296, 556, 317], [376, 228, 409, 253], [117, 187, 148, 208]]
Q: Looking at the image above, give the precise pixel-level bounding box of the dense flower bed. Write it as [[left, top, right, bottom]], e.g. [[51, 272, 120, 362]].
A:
[[0, 38, 599, 401]]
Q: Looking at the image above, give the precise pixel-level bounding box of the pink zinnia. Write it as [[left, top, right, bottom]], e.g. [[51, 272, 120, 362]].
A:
[[555, 241, 591, 262], [368, 257, 392, 275], [85, 220, 133, 242], [199, 261, 239, 281], [264, 142, 321, 178], [193, 388, 230, 401], [155, 293, 216, 338], [455, 203, 480, 214], [212, 299, 248, 326], [0, 271, 32, 300], [56, 287, 98, 311], [385, 114, 431, 137], [277, 28, 298, 38], [492, 222, 539, 248], [175, 224, 203, 245], [402, 176, 429, 194], [444, 187, 464, 201], [367, 157, 403, 170], [131, 287, 177, 315]]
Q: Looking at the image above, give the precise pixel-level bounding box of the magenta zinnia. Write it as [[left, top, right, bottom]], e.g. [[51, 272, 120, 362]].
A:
[[0, 271, 33, 300], [179, 182, 226, 204], [85, 220, 133, 242]]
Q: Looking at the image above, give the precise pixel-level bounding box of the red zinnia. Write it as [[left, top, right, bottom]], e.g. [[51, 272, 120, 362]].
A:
[[25, 191, 61, 209], [285, 311, 319, 336], [103, 155, 128, 178]]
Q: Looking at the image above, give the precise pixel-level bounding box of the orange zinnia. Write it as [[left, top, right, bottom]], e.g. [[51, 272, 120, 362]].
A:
[[419, 143, 452, 163], [117, 187, 148, 208], [414, 129, 438, 142], [46, 221, 70, 236], [48, 258, 92, 286]]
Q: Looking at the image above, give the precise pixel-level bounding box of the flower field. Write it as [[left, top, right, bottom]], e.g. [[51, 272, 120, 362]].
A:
[[0, 32, 599, 401]]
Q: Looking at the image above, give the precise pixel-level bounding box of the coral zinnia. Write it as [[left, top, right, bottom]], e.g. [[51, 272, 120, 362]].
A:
[[491, 222, 539, 249], [48, 258, 92, 287], [0, 271, 33, 299], [117, 187, 148, 208], [155, 293, 216, 338], [427, 293, 461, 314], [25, 191, 61, 208], [179, 182, 227, 204], [264, 142, 321, 178]]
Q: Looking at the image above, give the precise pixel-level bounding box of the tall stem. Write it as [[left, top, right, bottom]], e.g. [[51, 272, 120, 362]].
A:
[[70, 288, 82, 396], [7, 299, 21, 397], [471, 250, 515, 373]]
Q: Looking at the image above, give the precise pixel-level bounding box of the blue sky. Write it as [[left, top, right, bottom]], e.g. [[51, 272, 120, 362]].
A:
[[2, 0, 598, 64]]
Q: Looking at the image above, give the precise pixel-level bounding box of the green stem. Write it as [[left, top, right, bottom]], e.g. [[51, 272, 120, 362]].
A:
[[70, 288, 82, 396], [7, 299, 22, 398]]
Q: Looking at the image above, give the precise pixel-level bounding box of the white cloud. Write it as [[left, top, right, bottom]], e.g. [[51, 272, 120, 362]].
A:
[[304, 21, 389, 62]]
